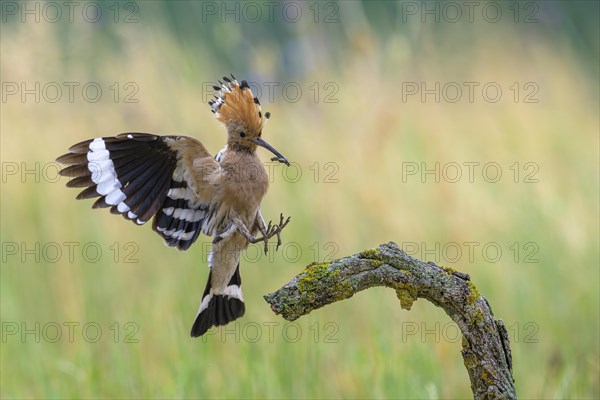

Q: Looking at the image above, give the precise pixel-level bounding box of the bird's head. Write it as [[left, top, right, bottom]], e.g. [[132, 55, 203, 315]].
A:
[[210, 75, 289, 166]]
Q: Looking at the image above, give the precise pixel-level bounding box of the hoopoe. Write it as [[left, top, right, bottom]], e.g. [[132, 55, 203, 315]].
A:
[[56, 74, 291, 337]]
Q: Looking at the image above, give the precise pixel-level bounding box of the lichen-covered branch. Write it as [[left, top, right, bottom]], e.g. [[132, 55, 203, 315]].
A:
[[264, 242, 516, 400]]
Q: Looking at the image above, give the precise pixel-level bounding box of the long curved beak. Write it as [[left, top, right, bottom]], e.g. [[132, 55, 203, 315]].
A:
[[252, 137, 290, 166]]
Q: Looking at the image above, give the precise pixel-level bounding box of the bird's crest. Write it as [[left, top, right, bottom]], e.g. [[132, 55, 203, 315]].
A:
[[209, 74, 267, 135]]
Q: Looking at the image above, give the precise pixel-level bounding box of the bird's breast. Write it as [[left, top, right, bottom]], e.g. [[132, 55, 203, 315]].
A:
[[221, 154, 269, 221]]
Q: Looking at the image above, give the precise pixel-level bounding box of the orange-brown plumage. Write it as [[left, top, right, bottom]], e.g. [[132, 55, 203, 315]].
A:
[[214, 80, 264, 137]]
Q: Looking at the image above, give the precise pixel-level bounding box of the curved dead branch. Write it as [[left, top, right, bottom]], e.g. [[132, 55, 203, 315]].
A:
[[264, 242, 516, 399]]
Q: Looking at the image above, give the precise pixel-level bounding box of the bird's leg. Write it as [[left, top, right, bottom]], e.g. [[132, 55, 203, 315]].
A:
[[212, 222, 238, 244], [229, 211, 254, 239], [230, 210, 291, 254], [255, 209, 268, 236], [229, 211, 270, 254]]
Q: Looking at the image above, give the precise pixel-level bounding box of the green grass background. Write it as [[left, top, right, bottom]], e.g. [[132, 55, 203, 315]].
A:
[[1, 1, 598, 398]]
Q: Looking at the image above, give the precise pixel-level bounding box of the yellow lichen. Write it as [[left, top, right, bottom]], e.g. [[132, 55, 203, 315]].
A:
[[472, 307, 485, 324], [298, 262, 333, 292], [466, 281, 480, 306], [441, 265, 457, 274], [359, 248, 384, 261], [481, 368, 494, 385], [396, 284, 418, 310], [464, 281, 485, 325], [297, 262, 353, 303]]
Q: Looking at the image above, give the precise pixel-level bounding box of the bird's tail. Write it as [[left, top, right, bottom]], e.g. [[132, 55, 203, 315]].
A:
[[190, 263, 245, 337]]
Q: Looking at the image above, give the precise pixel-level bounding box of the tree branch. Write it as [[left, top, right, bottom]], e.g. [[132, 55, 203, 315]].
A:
[[264, 242, 516, 399]]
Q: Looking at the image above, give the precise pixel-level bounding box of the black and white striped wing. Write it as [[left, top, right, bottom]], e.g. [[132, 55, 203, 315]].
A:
[[151, 162, 222, 251], [57, 133, 218, 251]]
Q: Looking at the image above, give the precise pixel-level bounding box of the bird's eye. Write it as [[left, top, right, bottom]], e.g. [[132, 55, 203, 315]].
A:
[[239, 132, 246, 137]]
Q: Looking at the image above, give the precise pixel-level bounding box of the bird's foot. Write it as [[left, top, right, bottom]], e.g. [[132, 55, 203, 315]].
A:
[[248, 213, 291, 254]]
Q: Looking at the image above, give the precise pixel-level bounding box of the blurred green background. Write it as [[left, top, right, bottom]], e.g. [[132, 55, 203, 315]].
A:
[[1, 0, 598, 398]]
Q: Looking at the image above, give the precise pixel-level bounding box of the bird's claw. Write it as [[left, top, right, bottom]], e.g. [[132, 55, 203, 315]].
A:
[[251, 213, 291, 255], [271, 213, 291, 251]]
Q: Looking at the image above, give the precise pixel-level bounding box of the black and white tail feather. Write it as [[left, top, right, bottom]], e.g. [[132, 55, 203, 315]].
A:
[[190, 263, 245, 337], [57, 133, 245, 337]]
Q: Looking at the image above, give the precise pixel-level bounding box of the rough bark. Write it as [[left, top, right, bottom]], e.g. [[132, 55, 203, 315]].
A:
[[264, 241, 516, 400]]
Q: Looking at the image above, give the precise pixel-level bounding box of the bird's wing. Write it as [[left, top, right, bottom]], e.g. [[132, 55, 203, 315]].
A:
[[57, 132, 222, 250]]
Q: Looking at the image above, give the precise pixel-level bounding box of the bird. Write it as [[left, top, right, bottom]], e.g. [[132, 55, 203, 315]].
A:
[[56, 74, 291, 337]]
